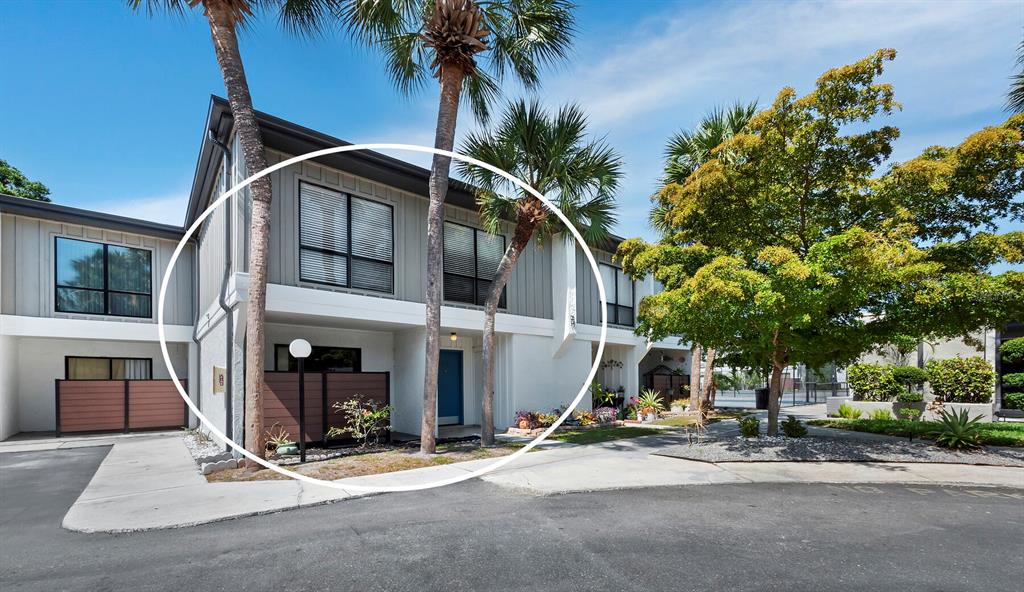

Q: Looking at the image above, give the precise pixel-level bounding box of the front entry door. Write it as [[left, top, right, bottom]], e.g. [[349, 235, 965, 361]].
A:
[[438, 349, 464, 426]]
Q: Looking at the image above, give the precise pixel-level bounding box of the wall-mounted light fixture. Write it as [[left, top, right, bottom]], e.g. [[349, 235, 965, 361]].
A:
[[450, 332, 458, 342]]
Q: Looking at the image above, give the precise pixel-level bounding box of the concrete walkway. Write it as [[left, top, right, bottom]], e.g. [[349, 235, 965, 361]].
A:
[[47, 409, 1023, 533]]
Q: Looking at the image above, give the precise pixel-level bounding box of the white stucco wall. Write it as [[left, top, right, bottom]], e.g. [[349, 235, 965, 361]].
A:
[[506, 334, 592, 424], [392, 327, 425, 435], [13, 337, 189, 433], [0, 334, 19, 440]]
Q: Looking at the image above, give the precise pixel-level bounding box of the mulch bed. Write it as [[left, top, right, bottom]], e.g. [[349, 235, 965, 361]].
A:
[[654, 435, 1024, 467]]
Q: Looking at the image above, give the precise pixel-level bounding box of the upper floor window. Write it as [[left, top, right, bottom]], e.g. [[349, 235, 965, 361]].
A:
[[55, 237, 152, 318], [443, 221, 506, 307], [600, 263, 634, 326], [299, 182, 394, 293]]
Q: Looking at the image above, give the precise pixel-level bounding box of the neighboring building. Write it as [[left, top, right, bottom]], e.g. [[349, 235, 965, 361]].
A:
[[0, 96, 688, 442]]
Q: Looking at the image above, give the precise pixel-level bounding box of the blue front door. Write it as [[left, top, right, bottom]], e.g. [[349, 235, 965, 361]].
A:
[[437, 349, 463, 426]]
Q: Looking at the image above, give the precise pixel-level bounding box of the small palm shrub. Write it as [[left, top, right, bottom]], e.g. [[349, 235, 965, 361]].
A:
[[870, 408, 894, 421], [836, 403, 862, 419], [891, 365, 928, 388], [928, 408, 983, 451], [637, 388, 665, 415], [1001, 337, 1024, 365], [781, 415, 807, 438], [738, 415, 760, 438], [846, 363, 902, 401], [1002, 392, 1024, 410], [927, 357, 995, 403]]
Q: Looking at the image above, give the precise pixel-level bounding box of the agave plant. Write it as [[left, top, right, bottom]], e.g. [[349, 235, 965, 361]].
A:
[[636, 389, 665, 414], [928, 408, 983, 451]]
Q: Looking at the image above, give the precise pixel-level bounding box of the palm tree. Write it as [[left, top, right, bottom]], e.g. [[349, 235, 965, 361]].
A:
[[129, 0, 334, 462], [344, 0, 575, 453], [1008, 39, 1024, 113], [658, 101, 756, 411], [459, 99, 622, 445]]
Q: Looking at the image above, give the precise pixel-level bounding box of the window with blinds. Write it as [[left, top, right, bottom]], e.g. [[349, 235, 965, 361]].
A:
[[443, 221, 507, 307], [600, 263, 634, 326], [66, 357, 153, 380], [298, 181, 394, 293]]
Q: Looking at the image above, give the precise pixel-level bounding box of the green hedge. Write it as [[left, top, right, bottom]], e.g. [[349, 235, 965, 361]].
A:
[[1001, 337, 1024, 365], [926, 357, 994, 404], [891, 365, 928, 387], [847, 363, 902, 401], [1002, 372, 1024, 391], [1004, 392, 1024, 410]]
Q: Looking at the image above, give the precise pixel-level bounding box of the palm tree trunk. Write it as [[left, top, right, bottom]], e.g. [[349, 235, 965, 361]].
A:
[[701, 347, 717, 408], [481, 210, 537, 446], [688, 344, 701, 410], [421, 64, 464, 455], [206, 1, 271, 463]]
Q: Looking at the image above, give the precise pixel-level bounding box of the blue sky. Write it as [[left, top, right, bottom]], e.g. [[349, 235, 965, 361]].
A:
[[1, 0, 1021, 243]]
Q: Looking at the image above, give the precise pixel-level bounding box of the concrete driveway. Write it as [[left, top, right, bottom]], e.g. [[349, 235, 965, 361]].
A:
[[2, 445, 1023, 592]]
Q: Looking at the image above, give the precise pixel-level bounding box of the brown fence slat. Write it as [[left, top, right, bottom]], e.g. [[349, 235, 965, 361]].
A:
[[57, 380, 124, 434], [128, 380, 187, 430]]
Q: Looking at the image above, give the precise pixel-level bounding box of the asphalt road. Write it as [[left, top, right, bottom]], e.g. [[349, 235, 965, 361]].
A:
[[2, 447, 1023, 592]]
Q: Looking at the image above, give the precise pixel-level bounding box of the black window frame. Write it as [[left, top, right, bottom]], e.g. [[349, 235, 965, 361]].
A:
[[54, 236, 153, 318], [442, 220, 507, 308], [273, 344, 362, 373], [600, 263, 635, 327], [64, 356, 153, 380], [297, 180, 395, 294]]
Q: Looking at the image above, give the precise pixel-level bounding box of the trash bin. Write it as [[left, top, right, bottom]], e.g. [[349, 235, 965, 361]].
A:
[[755, 388, 770, 410]]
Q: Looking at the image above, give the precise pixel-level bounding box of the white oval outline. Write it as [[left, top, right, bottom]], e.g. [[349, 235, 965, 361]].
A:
[[158, 143, 608, 493]]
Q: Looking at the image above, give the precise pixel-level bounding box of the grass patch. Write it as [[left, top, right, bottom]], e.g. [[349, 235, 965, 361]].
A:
[[654, 409, 754, 427], [808, 419, 1024, 447], [207, 442, 522, 483], [547, 426, 661, 444]]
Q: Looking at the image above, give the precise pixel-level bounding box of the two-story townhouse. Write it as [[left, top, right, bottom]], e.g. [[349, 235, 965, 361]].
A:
[[0, 195, 197, 440], [0, 96, 691, 443]]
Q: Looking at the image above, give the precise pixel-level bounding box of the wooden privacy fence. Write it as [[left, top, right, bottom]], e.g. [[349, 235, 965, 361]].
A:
[[55, 379, 188, 436], [262, 371, 390, 445]]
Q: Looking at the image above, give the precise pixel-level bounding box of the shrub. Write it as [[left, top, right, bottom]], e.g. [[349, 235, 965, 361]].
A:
[[869, 408, 894, 421], [574, 410, 596, 426], [836, 403, 862, 419], [1003, 392, 1024, 410], [781, 415, 807, 438], [738, 415, 760, 438], [1001, 337, 1024, 365], [927, 357, 995, 403], [897, 390, 924, 403], [928, 408, 983, 451], [637, 389, 665, 414], [897, 407, 922, 421], [891, 365, 928, 388], [1002, 373, 1024, 391], [846, 363, 902, 401], [593, 407, 618, 424], [669, 399, 688, 409], [328, 396, 392, 447]]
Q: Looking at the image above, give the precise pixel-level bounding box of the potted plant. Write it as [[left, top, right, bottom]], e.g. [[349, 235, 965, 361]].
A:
[[264, 424, 296, 456], [670, 398, 688, 413], [637, 389, 665, 423]]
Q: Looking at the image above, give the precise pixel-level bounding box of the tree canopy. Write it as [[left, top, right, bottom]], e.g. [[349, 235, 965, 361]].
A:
[[616, 49, 1023, 433], [1, 159, 51, 202]]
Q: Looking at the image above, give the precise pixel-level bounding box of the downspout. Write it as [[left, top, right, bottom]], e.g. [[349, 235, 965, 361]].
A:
[[190, 244, 202, 418], [208, 129, 235, 446]]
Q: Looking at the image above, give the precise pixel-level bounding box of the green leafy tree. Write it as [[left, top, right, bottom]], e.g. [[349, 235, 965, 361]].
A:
[[1, 160, 51, 202], [458, 99, 622, 445], [618, 50, 1023, 435], [345, 0, 575, 453], [129, 0, 340, 461]]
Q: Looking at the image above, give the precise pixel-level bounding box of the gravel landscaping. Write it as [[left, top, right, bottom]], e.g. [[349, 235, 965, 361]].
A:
[[654, 435, 1024, 467], [182, 429, 225, 462]]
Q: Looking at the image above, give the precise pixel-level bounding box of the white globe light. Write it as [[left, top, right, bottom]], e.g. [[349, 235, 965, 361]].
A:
[[289, 338, 312, 359]]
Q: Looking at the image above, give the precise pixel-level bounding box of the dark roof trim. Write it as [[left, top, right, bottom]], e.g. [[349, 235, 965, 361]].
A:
[[187, 96, 625, 251], [0, 193, 188, 241]]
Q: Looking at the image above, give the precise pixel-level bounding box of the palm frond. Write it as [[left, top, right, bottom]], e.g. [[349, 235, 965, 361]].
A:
[[278, 0, 340, 38], [1008, 38, 1024, 114]]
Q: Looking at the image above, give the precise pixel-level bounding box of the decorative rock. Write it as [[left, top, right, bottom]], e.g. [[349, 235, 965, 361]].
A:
[[201, 458, 240, 475]]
